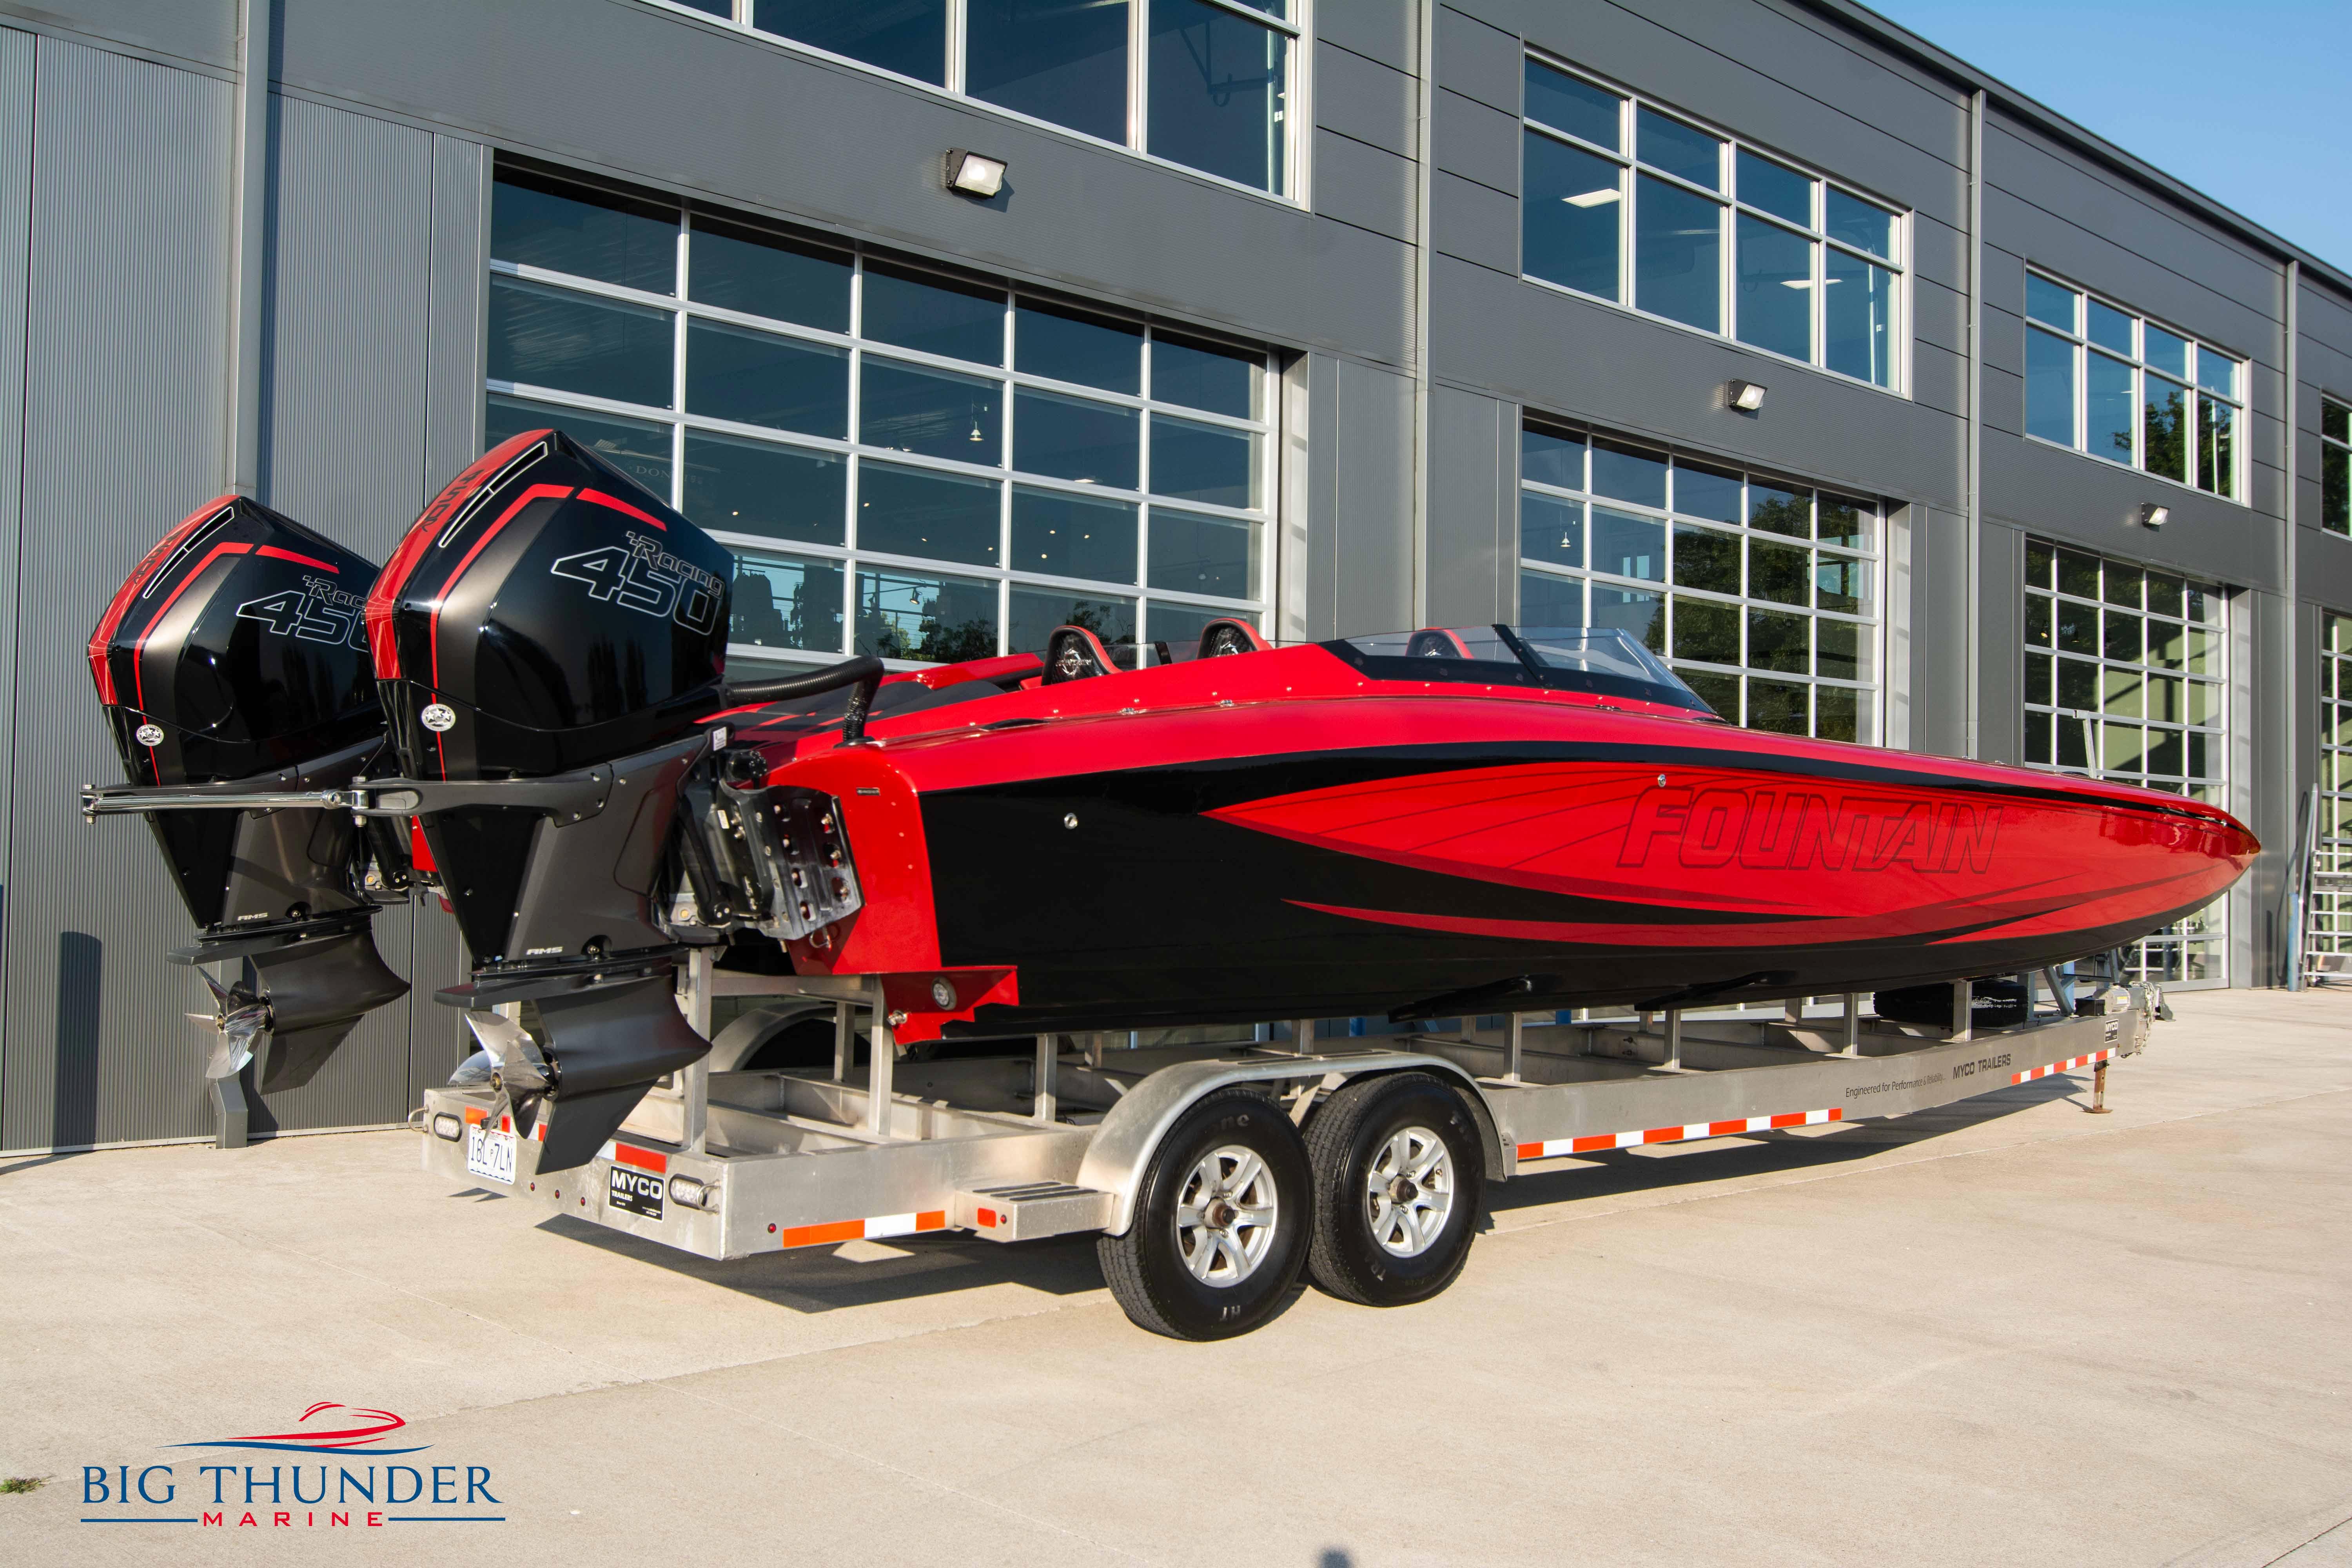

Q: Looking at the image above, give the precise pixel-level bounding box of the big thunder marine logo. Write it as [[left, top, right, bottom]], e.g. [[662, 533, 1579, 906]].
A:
[[79, 1402, 504, 1530]]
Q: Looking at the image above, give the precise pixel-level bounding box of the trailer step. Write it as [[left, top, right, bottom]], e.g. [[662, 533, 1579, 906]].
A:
[[955, 1182, 1113, 1243]]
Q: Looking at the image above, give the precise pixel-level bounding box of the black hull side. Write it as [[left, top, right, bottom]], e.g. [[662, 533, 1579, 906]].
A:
[[923, 778, 2201, 1036]]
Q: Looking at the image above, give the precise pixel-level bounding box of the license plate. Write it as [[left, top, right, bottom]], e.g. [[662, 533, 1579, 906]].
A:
[[466, 1125, 516, 1185], [607, 1164, 664, 1219]]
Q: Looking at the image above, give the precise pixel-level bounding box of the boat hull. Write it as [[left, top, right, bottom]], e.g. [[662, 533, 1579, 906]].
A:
[[748, 662, 2248, 1034]]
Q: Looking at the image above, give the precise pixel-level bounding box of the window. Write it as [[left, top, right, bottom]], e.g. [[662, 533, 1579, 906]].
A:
[[1517, 420, 1881, 740], [2021, 539, 2227, 983], [485, 165, 1272, 668], [2322, 398, 2350, 536], [1521, 56, 1904, 390], [677, 0, 1299, 197], [2312, 613, 2352, 966], [2023, 272, 2243, 500]]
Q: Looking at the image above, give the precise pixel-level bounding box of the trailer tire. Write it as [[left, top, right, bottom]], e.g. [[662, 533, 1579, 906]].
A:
[[1305, 1073, 1484, 1308], [1097, 1088, 1310, 1341]]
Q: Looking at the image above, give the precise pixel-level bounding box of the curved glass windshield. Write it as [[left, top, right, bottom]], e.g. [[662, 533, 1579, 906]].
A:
[[1323, 624, 1718, 715]]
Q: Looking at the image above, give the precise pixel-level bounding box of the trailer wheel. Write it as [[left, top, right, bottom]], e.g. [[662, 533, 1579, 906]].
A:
[[1097, 1088, 1310, 1341], [1305, 1073, 1484, 1308]]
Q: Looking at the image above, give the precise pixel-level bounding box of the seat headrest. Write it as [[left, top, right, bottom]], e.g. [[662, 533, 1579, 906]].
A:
[[1197, 619, 1269, 659], [1042, 625, 1118, 684]]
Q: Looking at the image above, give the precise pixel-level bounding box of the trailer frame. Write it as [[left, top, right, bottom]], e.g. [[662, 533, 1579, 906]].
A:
[[419, 955, 2158, 1318]]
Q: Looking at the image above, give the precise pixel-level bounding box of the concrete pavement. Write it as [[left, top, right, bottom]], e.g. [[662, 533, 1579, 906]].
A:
[[2, 986, 2349, 1566]]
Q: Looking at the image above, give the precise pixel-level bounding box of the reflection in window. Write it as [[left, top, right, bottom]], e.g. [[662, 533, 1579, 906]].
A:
[[733, 553, 845, 653], [2023, 538, 2227, 983], [1520, 416, 1880, 741], [684, 432, 845, 546], [2322, 400, 2351, 537], [858, 462, 1000, 567], [1521, 54, 1902, 390], [858, 566, 998, 662], [748, 0, 1293, 194], [686, 318, 848, 437], [488, 276, 672, 408], [490, 166, 677, 293], [2023, 270, 2241, 498], [1009, 586, 1136, 655], [966, 0, 1129, 144], [488, 164, 1269, 667], [862, 359, 1002, 463], [753, 0, 946, 84], [1015, 488, 1137, 583], [1013, 388, 1138, 488], [1148, 0, 1289, 196]]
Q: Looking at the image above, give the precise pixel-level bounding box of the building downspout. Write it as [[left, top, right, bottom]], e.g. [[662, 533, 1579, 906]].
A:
[[1410, 0, 1435, 626], [2281, 258, 2301, 986], [222, 0, 272, 497], [1964, 88, 1984, 760]]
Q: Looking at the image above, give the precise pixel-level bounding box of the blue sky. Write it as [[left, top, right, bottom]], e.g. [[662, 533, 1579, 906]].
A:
[[1864, 0, 2350, 272]]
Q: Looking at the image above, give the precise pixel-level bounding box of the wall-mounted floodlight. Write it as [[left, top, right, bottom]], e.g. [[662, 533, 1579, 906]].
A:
[[2139, 502, 2169, 528], [945, 150, 1007, 198], [1728, 380, 1767, 412]]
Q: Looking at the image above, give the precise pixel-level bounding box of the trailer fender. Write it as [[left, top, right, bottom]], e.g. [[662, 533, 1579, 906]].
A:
[[1080, 1053, 1502, 1236]]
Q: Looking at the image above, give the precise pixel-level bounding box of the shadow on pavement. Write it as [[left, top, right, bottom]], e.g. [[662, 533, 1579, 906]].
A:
[[519, 1073, 2097, 1317]]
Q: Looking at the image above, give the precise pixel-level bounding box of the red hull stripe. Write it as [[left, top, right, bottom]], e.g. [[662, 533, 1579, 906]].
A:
[[777, 1210, 947, 1249], [368, 428, 550, 679], [89, 496, 234, 703], [2011, 1048, 2114, 1083], [1517, 1106, 1840, 1160], [255, 544, 338, 571], [577, 487, 663, 529]]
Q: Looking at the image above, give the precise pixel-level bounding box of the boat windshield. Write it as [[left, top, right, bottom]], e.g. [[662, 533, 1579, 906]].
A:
[[1321, 625, 1718, 715]]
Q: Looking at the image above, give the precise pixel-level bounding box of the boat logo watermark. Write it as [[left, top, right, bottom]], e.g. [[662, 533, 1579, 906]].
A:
[[77, 1401, 504, 1530]]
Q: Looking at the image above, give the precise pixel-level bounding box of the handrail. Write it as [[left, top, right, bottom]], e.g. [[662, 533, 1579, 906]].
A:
[[721, 656, 886, 744]]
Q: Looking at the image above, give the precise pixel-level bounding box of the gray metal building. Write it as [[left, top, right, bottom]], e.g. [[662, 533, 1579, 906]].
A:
[[4, 0, 2347, 1154]]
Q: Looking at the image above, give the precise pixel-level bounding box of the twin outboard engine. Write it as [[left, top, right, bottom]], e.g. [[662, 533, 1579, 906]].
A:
[[366, 429, 737, 1168], [84, 496, 410, 1091]]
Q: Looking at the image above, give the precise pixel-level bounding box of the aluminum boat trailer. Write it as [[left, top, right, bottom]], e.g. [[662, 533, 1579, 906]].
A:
[[419, 957, 2160, 1339]]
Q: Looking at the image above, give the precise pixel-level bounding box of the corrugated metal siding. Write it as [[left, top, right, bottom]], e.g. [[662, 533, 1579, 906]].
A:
[[0, 27, 36, 1133], [406, 131, 488, 1103], [1, 36, 230, 1152], [247, 94, 430, 1133]]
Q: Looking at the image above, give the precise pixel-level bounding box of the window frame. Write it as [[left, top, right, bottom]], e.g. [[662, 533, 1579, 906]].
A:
[[483, 166, 1278, 672], [2320, 396, 2351, 538], [1518, 50, 1909, 396], [633, 0, 1308, 206], [1514, 417, 1886, 742], [2020, 537, 2230, 984], [2021, 268, 2246, 503]]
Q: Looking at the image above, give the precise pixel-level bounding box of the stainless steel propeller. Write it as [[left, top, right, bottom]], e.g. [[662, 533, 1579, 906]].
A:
[[187, 969, 270, 1081], [461, 1009, 553, 1139]]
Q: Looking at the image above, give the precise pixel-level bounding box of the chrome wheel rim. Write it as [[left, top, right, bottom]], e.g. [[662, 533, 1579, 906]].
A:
[[1176, 1144, 1279, 1287], [1365, 1125, 1454, 1258]]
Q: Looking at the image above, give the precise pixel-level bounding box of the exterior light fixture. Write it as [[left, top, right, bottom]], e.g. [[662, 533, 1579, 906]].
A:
[[945, 149, 1007, 198], [1728, 380, 1767, 412], [2139, 502, 2169, 528]]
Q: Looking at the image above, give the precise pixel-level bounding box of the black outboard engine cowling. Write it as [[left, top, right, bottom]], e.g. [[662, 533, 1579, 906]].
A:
[[370, 429, 733, 1168], [86, 495, 410, 1092]]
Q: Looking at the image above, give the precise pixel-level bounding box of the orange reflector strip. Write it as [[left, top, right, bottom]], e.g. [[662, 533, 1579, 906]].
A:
[[613, 1144, 666, 1174], [777, 1219, 867, 1250]]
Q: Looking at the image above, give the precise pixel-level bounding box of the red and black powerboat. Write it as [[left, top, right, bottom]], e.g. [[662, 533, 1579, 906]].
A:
[[85, 428, 2258, 1167]]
